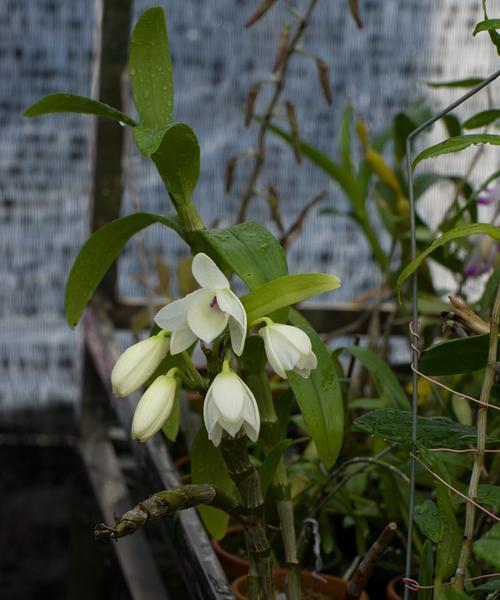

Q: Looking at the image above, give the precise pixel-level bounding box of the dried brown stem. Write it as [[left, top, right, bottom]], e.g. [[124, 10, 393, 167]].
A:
[[443, 295, 490, 335]]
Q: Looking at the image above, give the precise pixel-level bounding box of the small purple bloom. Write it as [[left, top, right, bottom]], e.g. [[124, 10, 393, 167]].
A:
[[477, 183, 500, 206], [464, 235, 498, 278]]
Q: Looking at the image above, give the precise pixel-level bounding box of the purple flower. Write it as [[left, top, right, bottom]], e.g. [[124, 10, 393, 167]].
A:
[[477, 183, 500, 206], [464, 235, 499, 278]]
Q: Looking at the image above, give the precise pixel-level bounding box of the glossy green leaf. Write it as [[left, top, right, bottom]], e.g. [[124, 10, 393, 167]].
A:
[[345, 346, 410, 410], [397, 223, 500, 298], [259, 439, 295, 498], [413, 134, 500, 168], [424, 78, 485, 88], [473, 523, 500, 569], [288, 327, 344, 469], [242, 273, 341, 323], [415, 499, 443, 543], [473, 18, 500, 35], [130, 7, 173, 127], [419, 333, 498, 375], [151, 123, 200, 204], [197, 221, 288, 290], [65, 212, 184, 327], [352, 409, 497, 448], [463, 109, 500, 129], [23, 93, 136, 126], [191, 427, 237, 540], [417, 540, 434, 600], [133, 125, 171, 156]]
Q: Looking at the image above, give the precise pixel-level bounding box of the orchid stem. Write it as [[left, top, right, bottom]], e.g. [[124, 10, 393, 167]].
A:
[[180, 351, 206, 390], [453, 284, 500, 591]]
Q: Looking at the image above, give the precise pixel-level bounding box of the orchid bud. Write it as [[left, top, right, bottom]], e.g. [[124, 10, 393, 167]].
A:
[[111, 333, 170, 397], [259, 322, 317, 379], [203, 367, 260, 447], [132, 373, 177, 442]]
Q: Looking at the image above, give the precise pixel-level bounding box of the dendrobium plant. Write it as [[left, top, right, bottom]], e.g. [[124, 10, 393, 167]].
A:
[[25, 7, 344, 599]]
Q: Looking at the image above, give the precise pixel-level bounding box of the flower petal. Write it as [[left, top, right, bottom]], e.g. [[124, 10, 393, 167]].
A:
[[170, 327, 198, 355], [187, 290, 229, 343], [241, 380, 260, 442], [132, 375, 176, 442], [154, 289, 206, 331], [294, 351, 318, 378], [272, 324, 312, 354], [192, 253, 229, 289], [211, 373, 244, 424], [217, 289, 247, 356], [259, 326, 287, 379], [209, 423, 223, 446], [203, 388, 219, 435]]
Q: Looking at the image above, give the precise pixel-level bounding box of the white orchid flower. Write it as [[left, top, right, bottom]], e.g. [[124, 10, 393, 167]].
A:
[[132, 371, 177, 442], [154, 253, 247, 356], [111, 333, 170, 397], [257, 319, 317, 379], [203, 363, 260, 447]]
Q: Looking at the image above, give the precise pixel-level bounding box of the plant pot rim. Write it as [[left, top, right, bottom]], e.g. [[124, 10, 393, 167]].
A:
[[386, 575, 403, 600], [211, 525, 249, 573], [232, 569, 369, 600]]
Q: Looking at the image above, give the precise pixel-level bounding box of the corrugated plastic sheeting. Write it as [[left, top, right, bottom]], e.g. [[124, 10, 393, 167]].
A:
[[0, 0, 498, 411]]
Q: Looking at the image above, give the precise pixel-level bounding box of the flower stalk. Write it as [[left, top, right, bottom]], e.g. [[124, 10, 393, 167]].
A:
[[453, 283, 500, 591]]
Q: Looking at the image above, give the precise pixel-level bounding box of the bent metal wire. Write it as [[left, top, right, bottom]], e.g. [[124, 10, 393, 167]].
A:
[[403, 67, 500, 600]]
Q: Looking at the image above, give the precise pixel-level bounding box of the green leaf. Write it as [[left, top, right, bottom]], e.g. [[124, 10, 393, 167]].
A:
[[473, 18, 500, 36], [191, 427, 237, 540], [481, 1, 500, 54], [161, 390, 180, 441], [473, 523, 500, 569], [419, 333, 498, 375], [151, 123, 200, 204], [259, 439, 295, 498], [65, 212, 184, 327], [415, 499, 442, 543], [339, 105, 354, 174], [345, 346, 410, 410], [23, 93, 136, 126], [413, 134, 500, 168], [397, 223, 500, 298], [435, 484, 462, 580], [288, 327, 344, 469], [130, 7, 173, 127], [463, 109, 500, 129], [424, 78, 485, 88], [197, 221, 288, 290], [242, 273, 341, 323], [442, 114, 462, 138], [413, 172, 444, 199], [417, 540, 434, 600], [352, 409, 495, 448], [133, 125, 171, 156], [456, 484, 500, 507]]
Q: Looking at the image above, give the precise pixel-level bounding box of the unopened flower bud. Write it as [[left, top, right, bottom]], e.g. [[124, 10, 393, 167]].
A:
[[132, 373, 177, 442], [111, 334, 170, 397]]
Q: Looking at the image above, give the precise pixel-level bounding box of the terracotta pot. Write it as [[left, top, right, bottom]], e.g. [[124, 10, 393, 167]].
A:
[[211, 525, 249, 578], [386, 576, 403, 600], [232, 569, 369, 600]]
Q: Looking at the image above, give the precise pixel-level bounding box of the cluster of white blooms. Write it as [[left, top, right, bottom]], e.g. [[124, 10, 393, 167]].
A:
[[111, 253, 318, 446]]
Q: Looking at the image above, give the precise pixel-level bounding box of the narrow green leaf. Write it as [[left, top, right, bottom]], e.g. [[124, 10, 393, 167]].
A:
[[191, 427, 237, 540], [65, 212, 184, 327], [463, 109, 500, 129], [424, 78, 485, 88], [345, 346, 410, 410], [435, 484, 462, 580], [413, 172, 443, 199], [473, 18, 500, 35], [413, 134, 500, 168], [397, 223, 500, 298], [473, 523, 500, 569], [417, 540, 434, 600], [481, 0, 500, 54], [259, 439, 295, 498], [352, 409, 497, 448], [151, 123, 200, 204], [288, 327, 344, 469], [242, 273, 341, 323], [23, 93, 136, 126], [197, 221, 288, 290], [130, 7, 173, 127], [339, 105, 354, 174], [442, 114, 462, 138], [419, 333, 498, 376]]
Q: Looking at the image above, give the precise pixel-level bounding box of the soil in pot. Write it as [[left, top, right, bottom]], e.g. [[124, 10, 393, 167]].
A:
[[232, 569, 369, 600]]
